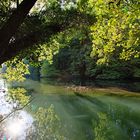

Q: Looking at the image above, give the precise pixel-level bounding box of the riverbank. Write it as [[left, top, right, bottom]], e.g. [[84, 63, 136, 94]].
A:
[[66, 84, 140, 97], [39, 77, 140, 95]]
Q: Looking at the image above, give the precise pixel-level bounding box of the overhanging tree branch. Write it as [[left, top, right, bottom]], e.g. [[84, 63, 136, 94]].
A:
[[0, 0, 96, 65], [0, 24, 61, 64], [0, 0, 38, 61]]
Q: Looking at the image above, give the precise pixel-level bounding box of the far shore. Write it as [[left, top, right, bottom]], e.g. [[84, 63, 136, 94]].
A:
[[66, 84, 140, 97]]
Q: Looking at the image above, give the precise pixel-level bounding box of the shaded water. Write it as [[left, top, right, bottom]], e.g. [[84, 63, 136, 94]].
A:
[[0, 79, 140, 140]]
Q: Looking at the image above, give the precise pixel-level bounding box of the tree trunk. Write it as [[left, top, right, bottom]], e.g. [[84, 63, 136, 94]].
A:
[[0, 0, 37, 64], [17, 0, 19, 8]]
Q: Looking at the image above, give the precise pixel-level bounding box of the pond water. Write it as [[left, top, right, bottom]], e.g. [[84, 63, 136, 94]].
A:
[[0, 78, 140, 140]]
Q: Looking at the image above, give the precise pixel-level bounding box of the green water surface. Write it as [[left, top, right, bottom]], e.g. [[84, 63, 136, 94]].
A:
[[1, 79, 140, 140]]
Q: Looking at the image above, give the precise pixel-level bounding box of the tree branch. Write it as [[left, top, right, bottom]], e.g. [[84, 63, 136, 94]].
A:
[[0, 24, 61, 64], [0, 0, 37, 58]]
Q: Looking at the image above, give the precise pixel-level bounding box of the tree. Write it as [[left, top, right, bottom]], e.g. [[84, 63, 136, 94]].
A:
[[90, 0, 140, 64], [0, 0, 95, 65], [0, 0, 38, 64], [1, 0, 139, 80]]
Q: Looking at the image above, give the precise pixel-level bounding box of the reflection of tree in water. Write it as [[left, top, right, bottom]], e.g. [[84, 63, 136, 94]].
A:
[[8, 88, 31, 107], [0, 81, 33, 140], [93, 112, 127, 140], [27, 105, 67, 140], [0, 79, 66, 140], [0, 105, 66, 140], [108, 104, 140, 140], [93, 104, 140, 140], [7, 88, 31, 108]]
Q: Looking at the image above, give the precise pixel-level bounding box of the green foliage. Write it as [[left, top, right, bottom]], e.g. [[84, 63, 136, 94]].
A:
[[29, 105, 66, 140], [96, 62, 134, 79], [1, 0, 140, 81], [34, 0, 139, 80], [8, 88, 30, 106], [93, 112, 128, 140], [40, 61, 60, 77], [3, 58, 29, 82], [42, 28, 95, 78], [69, 39, 93, 77], [90, 0, 140, 64], [93, 112, 113, 140], [134, 67, 140, 78], [29, 28, 93, 79]]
